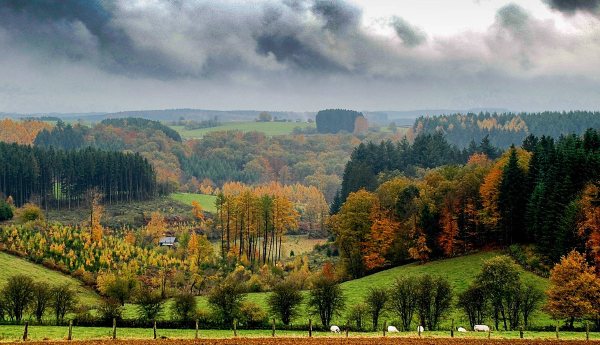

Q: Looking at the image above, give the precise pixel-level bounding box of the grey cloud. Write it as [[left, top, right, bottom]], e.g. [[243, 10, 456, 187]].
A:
[[545, 0, 600, 15], [390, 17, 426, 47], [311, 0, 361, 32]]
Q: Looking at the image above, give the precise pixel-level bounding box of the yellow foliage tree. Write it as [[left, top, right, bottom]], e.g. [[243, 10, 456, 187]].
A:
[[146, 211, 166, 244]]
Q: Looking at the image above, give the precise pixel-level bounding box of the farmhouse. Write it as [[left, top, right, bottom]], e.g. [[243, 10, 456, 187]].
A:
[[158, 236, 177, 247]]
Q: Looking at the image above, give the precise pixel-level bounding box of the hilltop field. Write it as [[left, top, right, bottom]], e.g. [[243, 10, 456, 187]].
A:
[[169, 122, 313, 139]]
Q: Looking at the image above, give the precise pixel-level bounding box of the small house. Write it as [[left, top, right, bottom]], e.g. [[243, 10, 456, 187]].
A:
[[158, 236, 177, 247]]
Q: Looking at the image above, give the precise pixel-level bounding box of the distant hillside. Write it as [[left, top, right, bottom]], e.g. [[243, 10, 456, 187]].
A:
[[413, 111, 600, 148]]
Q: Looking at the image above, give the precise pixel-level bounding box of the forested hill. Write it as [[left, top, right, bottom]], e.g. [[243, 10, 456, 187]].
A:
[[412, 111, 600, 148], [331, 128, 599, 279], [0, 142, 157, 208]]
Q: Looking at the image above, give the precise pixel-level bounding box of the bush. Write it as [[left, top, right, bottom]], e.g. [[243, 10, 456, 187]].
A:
[[208, 279, 246, 326], [171, 292, 197, 322], [307, 275, 345, 327], [1, 274, 35, 322], [17, 203, 43, 223], [239, 301, 267, 327], [97, 299, 124, 322], [0, 199, 13, 221], [134, 287, 164, 322], [347, 302, 369, 330], [267, 280, 303, 325]]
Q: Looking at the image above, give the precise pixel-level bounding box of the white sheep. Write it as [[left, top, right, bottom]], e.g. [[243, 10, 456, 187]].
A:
[[474, 325, 490, 332], [457, 327, 467, 333], [387, 325, 399, 333], [417, 325, 424, 333], [330, 325, 341, 333]]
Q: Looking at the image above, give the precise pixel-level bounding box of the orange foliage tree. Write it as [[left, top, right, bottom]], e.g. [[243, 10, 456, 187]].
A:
[[545, 250, 600, 328]]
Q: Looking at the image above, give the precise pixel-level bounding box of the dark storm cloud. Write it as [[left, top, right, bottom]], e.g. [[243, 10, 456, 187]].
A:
[[311, 0, 361, 32], [390, 16, 426, 47], [545, 0, 600, 14]]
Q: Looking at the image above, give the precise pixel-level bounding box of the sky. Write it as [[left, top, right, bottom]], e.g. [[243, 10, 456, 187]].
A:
[[0, 0, 600, 113]]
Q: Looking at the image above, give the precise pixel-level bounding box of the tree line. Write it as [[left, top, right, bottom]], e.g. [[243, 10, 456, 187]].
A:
[[315, 109, 365, 134], [0, 142, 157, 208], [412, 111, 600, 148]]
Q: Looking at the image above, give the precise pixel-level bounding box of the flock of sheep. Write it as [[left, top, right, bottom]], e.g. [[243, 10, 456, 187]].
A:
[[329, 324, 490, 334]]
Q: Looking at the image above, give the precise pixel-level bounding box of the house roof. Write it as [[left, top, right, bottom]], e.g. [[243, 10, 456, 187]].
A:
[[159, 236, 177, 245]]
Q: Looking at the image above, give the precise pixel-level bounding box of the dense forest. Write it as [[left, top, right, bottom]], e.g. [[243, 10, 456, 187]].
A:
[[331, 129, 600, 278], [412, 111, 600, 148], [334, 132, 500, 211], [0, 142, 157, 208], [315, 109, 366, 134]]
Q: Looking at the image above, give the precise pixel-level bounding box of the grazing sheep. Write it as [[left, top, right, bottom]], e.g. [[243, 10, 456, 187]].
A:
[[330, 325, 341, 333], [417, 325, 424, 333], [474, 325, 490, 332], [457, 327, 467, 333], [387, 326, 399, 333]]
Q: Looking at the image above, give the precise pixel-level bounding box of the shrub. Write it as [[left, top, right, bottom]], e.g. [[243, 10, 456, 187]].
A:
[[307, 275, 345, 327], [267, 280, 303, 325], [134, 287, 164, 322], [0, 199, 13, 221], [239, 301, 267, 327], [171, 292, 197, 322], [208, 279, 246, 326], [97, 299, 124, 322], [17, 203, 44, 223]]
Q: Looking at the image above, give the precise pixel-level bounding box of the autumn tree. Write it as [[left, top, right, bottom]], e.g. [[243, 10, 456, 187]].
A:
[[578, 183, 600, 273], [545, 250, 600, 328], [145, 211, 166, 244], [191, 201, 204, 222], [88, 190, 104, 243], [328, 189, 378, 278]]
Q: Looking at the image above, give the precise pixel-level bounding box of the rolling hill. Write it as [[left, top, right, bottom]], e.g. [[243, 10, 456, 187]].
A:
[[0, 252, 100, 305]]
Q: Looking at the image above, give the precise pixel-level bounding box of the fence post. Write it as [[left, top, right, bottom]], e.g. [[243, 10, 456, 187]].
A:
[[451, 319, 454, 338], [195, 319, 199, 339], [23, 321, 28, 341], [586, 321, 589, 341], [383, 320, 387, 337], [112, 318, 117, 340], [519, 326, 523, 339], [153, 320, 157, 340], [418, 325, 422, 338], [345, 320, 349, 338], [308, 319, 312, 338], [555, 321, 559, 340], [68, 320, 73, 341], [487, 328, 491, 339], [233, 319, 237, 337], [272, 318, 276, 337]]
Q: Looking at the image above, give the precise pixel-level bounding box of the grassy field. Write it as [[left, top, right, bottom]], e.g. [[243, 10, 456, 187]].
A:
[[170, 193, 217, 213], [170, 122, 313, 139], [0, 252, 100, 305], [121, 250, 551, 328], [0, 325, 597, 342]]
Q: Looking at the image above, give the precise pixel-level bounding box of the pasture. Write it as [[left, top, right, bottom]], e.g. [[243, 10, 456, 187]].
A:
[[0, 252, 99, 305], [170, 193, 217, 213], [169, 122, 313, 138]]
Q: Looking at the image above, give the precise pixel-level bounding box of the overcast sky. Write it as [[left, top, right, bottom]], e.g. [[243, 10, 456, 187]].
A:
[[1, 0, 600, 113]]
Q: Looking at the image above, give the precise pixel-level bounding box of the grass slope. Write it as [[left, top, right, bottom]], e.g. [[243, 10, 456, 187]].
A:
[[124, 251, 549, 328], [0, 252, 99, 305], [170, 193, 217, 213], [170, 122, 312, 139]]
